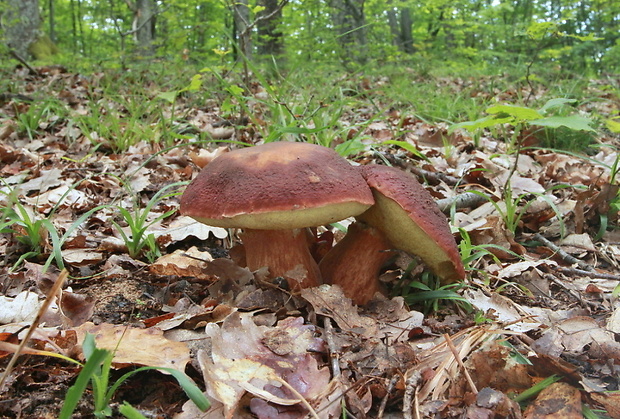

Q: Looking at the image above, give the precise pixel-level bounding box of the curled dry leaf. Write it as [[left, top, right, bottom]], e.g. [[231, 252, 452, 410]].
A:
[[197, 311, 329, 419], [0, 291, 42, 324], [149, 246, 213, 279], [301, 285, 376, 334], [61, 248, 104, 266]]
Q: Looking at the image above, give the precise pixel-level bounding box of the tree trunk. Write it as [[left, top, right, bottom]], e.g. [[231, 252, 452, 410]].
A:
[[399, 7, 414, 54], [257, 0, 284, 57], [48, 0, 55, 43], [387, 5, 414, 54], [329, 0, 367, 64], [133, 0, 156, 56], [387, 7, 399, 48], [2, 0, 41, 59], [233, 0, 252, 60]]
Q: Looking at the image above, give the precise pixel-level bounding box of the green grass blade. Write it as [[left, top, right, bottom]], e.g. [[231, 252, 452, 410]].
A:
[[513, 375, 562, 402], [119, 402, 148, 419], [58, 348, 111, 419]]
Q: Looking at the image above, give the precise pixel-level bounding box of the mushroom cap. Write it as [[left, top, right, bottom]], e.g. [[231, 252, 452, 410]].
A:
[[358, 165, 465, 282], [180, 142, 375, 229]]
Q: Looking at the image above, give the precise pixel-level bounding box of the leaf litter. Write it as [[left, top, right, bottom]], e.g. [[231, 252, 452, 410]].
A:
[[0, 66, 619, 417]]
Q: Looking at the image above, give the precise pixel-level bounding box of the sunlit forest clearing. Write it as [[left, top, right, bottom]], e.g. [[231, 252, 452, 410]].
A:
[[1, 0, 619, 417]]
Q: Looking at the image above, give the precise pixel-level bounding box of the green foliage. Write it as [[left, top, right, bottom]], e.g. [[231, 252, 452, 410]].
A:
[[450, 98, 596, 151], [59, 333, 210, 418], [1, 182, 109, 271], [513, 375, 562, 403], [27, 0, 618, 76], [466, 186, 566, 237], [28, 34, 61, 60], [395, 270, 471, 314], [457, 228, 504, 271], [111, 182, 182, 261], [15, 99, 68, 140], [76, 92, 179, 153], [451, 98, 595, 134], [0, 190, 58, 269]]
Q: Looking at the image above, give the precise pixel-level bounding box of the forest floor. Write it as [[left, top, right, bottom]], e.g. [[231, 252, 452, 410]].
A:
[[0, 62, 620, 418]]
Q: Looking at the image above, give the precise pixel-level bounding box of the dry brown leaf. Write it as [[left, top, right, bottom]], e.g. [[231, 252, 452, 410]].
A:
[[590, 392, 620, 418], [197, 311, 329, 419], [74, 322, 190, 372], [149, 246, 213, 278], [523, 382, 582, 419], [300, 285, 376, 333], [59, 290, 95, 327], [62, 248, 104, 266]]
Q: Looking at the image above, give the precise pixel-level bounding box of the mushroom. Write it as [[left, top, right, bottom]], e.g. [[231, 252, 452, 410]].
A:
[[180, 142, 375, 291], [320, 164, 465, 304], [318, 220, 395, 304]]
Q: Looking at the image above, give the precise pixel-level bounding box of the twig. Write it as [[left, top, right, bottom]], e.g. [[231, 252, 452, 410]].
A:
[[377, 374, 399, 418], [380, 152, 462, 186], [544, 273, 598, 310], [444, 333, 478, 395], [534, 233, 594, 271], [556, 266, 620, 281], [9, 50, 40, 76], [402, 370, 421, 419], [323, 317, 341, 377], [0, 270, 68, 391], [436, 192, 489, 213]]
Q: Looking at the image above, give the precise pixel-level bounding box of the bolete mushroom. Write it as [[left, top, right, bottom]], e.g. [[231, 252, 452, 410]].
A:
[[320, 164, 465, 304], [180, 142, 375, 291], [318, 220, 395, 304]]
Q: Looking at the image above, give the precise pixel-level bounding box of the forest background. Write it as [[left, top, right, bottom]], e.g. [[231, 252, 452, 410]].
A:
[[1, 0, 619, 78]]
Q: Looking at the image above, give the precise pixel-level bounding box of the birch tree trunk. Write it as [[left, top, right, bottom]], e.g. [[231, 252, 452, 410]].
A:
[[2, 0, 41, 59]]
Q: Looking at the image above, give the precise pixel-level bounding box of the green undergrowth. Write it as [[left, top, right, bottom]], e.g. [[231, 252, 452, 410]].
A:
[[1, 56, 609, 157]]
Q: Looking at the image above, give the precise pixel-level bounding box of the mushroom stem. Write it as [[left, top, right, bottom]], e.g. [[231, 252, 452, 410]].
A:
[[241, 228, 322, 291], [319, 221, 395, 305]]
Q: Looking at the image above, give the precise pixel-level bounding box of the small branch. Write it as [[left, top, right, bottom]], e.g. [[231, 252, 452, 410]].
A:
[[556, 266, 620, 281], [0, 270, 68, 391], [380, 152, 462, 186], [377, 374, 399, 418], [402, 370, 421, 419], [323, 317, 341, 377], [444, 333, 478, 395], [9, 50, 40, 76], [544, 273, 598, 310], [533, 233, 594, 271], [436, 192, 489, 213]]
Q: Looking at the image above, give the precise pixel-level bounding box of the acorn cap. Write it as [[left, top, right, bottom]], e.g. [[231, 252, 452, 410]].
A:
[[180, 142, 375, 229], [358, 165, 465, 282]]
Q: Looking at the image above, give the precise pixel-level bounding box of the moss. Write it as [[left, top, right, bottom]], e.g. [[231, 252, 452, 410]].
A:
[[28, 34, 60, 60]]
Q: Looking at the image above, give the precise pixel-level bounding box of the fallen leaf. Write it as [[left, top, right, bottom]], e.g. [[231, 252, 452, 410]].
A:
[[197, 311, 329, 418], [74, 322, 190, 372], [523, 382, 582, 418]]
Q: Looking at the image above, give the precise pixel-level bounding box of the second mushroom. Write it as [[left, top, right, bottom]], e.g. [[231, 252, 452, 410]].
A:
[[320, 164, 466, 305]]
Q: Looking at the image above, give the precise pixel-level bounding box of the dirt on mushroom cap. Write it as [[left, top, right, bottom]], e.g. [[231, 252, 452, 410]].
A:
[[180, 142, 375, 229]]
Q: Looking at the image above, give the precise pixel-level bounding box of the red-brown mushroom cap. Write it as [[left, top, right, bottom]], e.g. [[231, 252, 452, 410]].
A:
[[180, 142, 374, 229], [358, 165, 465, 282]]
